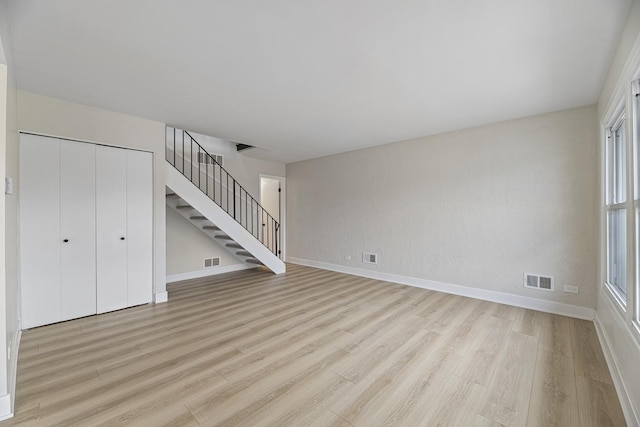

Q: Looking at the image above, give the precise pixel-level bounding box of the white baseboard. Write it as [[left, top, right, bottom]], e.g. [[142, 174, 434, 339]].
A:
[[594, 305, 640, 426], [0, 394, 11, 421], [166, 263, 257, 284], [154, 292, 168, 304], [8, 327, 21, 417], [0, 323, 23, 421], [287, 257, 595, 320]]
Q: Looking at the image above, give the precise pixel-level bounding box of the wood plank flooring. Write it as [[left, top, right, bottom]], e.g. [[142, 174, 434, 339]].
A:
[[2, 264, 626, 426]]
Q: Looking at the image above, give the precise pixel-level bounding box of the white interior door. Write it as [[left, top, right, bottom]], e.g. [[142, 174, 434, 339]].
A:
[[260, 175, 285, 258], [260, 177, 280, 222], [60, 140, 96, 321], [20, 134, 62, 328], [96, 145, 128, 314], [126, 149, 153, 306]]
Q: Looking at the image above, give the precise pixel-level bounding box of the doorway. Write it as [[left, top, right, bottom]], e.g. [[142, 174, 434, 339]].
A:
[[260, 175, 285, 259]]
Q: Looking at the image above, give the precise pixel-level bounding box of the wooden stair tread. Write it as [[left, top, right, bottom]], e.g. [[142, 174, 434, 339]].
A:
[[166, 192, 275, 271], [215, 235, 234, 240]]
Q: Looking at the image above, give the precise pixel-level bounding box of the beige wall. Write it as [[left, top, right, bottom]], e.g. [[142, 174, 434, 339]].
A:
[[186, 129, 286, 197], [5, 74, 17, 381], [287, 105, 598, 308], [230, 155, 286, 198], [596, 0, 640, 423], [16, 91, 167, 301], [166, 207, 243, 274], [3, 68, 17, 408], [0, 63, 8, 400], [0, 1, 19, 410], [598, 0, 640, 118]]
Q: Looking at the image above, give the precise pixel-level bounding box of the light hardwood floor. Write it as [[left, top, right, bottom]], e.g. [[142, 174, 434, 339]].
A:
[[2, 264, 626, 426]]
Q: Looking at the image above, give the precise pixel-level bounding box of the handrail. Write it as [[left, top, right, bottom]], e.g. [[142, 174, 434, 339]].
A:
[[166, 129, 281, 257]]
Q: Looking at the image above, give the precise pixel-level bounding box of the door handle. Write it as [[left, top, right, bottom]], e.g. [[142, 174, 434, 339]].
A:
[[120, 237, 125, 240], [63, 239, 69, 243]]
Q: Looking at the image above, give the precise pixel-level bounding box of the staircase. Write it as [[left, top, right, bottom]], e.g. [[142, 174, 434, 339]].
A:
[[166, 129, 285, 274]]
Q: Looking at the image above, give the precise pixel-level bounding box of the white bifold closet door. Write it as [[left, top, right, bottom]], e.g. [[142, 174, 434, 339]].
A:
[[96, 146, 128, 313], [20, 135, 97, 328], [20, 135, 62, 328], [60, 141, 97, 321], [20, 134, 153, 329], [125, 149, 153, 307], [96, 145, 153, 314]]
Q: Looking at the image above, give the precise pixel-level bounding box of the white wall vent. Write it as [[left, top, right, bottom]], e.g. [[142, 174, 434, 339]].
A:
[[363, 252, 378, 264], [197, 152, 223, 166], [523, 273, 554, 292], [204, 257, 221, 268]]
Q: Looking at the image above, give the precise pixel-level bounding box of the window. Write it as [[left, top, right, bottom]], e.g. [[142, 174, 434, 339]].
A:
[[606, 111, 628, 305], [608, 209, 627, 299]]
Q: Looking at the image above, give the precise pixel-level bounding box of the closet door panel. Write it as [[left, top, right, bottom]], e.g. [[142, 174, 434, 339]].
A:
[[60, 140, 96, 321], [19, 134, 61, 328], [96, 145, 128, 314], [126, 150, 153, 306]]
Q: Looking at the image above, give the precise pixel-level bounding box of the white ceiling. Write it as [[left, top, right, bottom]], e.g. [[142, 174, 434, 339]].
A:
[[6, 0, 632, 163]]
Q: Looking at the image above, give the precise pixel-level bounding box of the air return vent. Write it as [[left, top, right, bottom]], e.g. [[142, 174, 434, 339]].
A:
[[197, 152, 223, 166], [523, 273, 554, 292], [204, 257, 221, 268], [363, 252, 378, 264]]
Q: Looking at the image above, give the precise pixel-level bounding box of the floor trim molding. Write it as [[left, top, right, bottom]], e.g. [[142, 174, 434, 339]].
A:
[[287, 257, 595, 320], [154, 291, 168, 304], [7, 327, 21, 419], [594, 309, 640, 426], [167, 264, 257, 284], [0, 393, 11, 421]]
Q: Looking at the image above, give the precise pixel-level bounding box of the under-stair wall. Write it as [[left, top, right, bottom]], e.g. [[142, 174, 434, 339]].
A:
[[166, 207, 250, 280]]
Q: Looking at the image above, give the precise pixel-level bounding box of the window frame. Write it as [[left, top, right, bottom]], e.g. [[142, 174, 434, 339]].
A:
[[633, 80, 640, 329], [610, 114, 627, 205], [605, 105, 629, 310]]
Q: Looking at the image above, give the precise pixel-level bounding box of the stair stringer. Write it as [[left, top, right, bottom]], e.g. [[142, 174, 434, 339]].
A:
[[167, 163, 285, 274]]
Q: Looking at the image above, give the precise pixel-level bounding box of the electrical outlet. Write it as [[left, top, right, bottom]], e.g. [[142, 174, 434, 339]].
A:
[[5, 177, 13, 195], [344, 255, 351, 261], [564, 285, 579, 294]]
